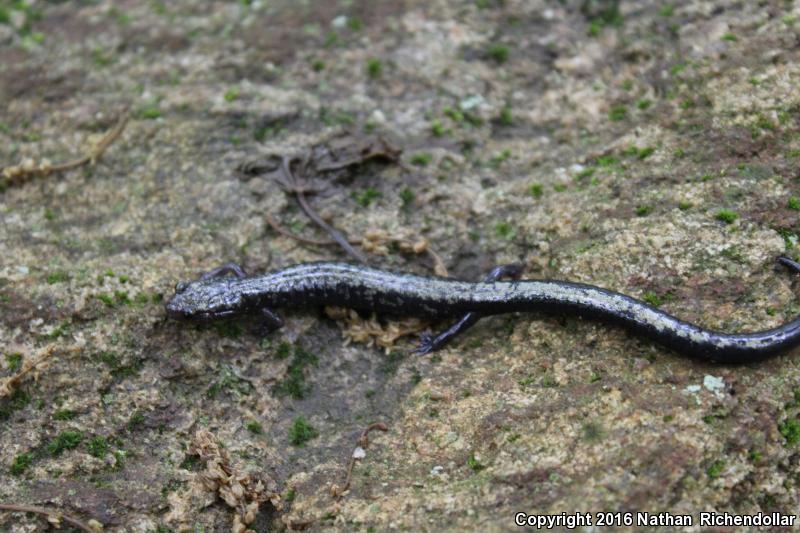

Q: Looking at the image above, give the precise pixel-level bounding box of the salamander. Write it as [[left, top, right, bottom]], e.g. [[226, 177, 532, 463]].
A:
[[165, 257, 800, 363]]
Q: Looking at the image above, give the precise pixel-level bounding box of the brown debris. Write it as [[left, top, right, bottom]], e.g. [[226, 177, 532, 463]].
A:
[[186, 429, 282, 533], [325, 307, 429, 353]]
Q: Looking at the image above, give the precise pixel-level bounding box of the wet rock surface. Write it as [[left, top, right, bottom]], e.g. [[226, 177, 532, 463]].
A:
[[2, 0, 800, 530]]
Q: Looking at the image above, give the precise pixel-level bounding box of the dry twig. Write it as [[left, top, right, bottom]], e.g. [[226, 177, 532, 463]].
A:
[[0, 343, 70, 399], [278, 155, 368, 263], [330, 423, 389, 500], [0, 503, 101, 532], [1, 109, 129, 188]]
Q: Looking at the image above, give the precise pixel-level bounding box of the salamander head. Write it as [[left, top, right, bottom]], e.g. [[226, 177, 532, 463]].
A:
[[165, 277, 244, 320]]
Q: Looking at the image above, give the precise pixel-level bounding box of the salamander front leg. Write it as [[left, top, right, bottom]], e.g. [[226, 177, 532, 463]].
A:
[[414, 264, 524, 355], [200, 263, 248, 280], [260, 307, 285, 334]]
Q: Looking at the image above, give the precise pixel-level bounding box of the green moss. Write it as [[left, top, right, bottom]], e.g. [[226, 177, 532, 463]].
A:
[[463, 112, 484, 127], [5, 353, 22, 371], [431, 119, 446, 137], [246, 421, 263, 435], [588, 5, 624, 36], [127, 411, 145, 430], [489, 149, 511, 167], [596, 155, 619, 167], [410, 153, 432, 166], [207, 366, 252, 399], [97, 294, 115, 307], [635, 205, 652, 217], [609, 105, 628, 121], [355, 187, 381, 207], [341, 15, 361, 30], [379, 350, 405, 375], [779, 418, 800, 445], [0, 388, 31, 421], [706, 459, 725, 478], [87, 436, 109, 458], [582, 422, 604, 442], [486, 43, 509, 63], [323, 31, 340, 48], [721, 32, 737, 42], [787, 197, 800, 210], [114, 290, 131, 305], [715, 209, 738, 224], [494, 222, 515, 240], [702, 408, 729, 425], [541, 374, 557, 388], [213, 321, 242, 338], [179, 455, 200, 471], [10, 452, 33, 476], [467, 454, 485, 472], [139, 104, 162, 120], [443, 107, 464, 122], [498, 106, 513, 126], [553, 183, 567, 192], [659, 5, 674, 16], [529, 183, 543, 198], [223, 88, 239, 102], [289, 416, 318, 446], [276, 341, 292, 359], [678, 201, 692, 211], [111, 450, 126, 471], [637, 146, 655, 159], [399, 187, 415, 207], [575, 168, 595, 181], [518, 375, 536, 388], [366, 58, 383, 78], [53, 409, 76, 421], [96, 290, 132, 308], [48, 431, 83, 456], [274, 346, 319, 399], [643, 292, 662, 307], [755, 115, 775, 131], [311, 59, 326, 72]]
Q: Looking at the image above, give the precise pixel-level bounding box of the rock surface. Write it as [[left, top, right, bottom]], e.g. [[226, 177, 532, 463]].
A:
[[1, 0, 800, 530]]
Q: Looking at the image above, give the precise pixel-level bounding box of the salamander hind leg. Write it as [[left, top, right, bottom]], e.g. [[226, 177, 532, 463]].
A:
[[778, 255, 800, 274], [413, 263, 524, 355]]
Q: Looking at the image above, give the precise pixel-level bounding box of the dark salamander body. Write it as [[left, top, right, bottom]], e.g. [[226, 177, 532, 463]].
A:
[[166, 259, 800, 363]]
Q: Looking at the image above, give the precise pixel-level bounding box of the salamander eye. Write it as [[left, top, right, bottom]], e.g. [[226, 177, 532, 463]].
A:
[[175, 281, 189, 293]]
